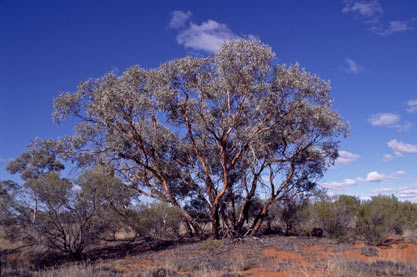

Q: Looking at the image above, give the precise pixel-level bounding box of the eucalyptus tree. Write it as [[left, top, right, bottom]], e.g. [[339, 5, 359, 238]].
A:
[[2, 168, 130, 259], [27, 170, 130, 259], [53, 39, 348, 239], [0, 180, 26, 242], [6, 138, 65, 222], [6, 138, 132, 257]]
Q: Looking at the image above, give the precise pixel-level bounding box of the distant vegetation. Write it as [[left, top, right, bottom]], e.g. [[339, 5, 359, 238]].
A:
[[2, 183, 417, 275]]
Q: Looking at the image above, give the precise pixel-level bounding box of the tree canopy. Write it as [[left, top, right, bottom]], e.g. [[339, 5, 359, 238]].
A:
[[49, 39, 348, 238]]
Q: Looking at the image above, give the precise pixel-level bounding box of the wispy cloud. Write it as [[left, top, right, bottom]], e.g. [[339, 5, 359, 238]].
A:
[[387, 170, 407, 181], [168, 10, 239, 53], [342, 1, 415, 36], [335, 150, 360, 166], [387, 139, 417, 157], [321, 179, 357, 191], [368, 113, 411, 131], [169, 10, 192, 30], [323, 169, 405, 191], [368, 113, 400, 126], [383, 154, 394, 161], [342, 0, 383, 23], [397, 184, 417, 200], [372, 187, 394, 195], [407, 99, 417, 113], [371, 20, 414, 36], [343, 57, 364, 74], [392, 170, 406, 176], [368, 113, 399, 126]]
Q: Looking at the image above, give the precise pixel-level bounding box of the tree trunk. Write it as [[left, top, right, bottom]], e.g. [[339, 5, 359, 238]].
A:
[[250, 198, 273, 235], [178, 208, 205, 239], [211, 205, 220, 239], [32, 193, 37, 223], [183, 220, 194, 238], [236, 197, 252, 234]]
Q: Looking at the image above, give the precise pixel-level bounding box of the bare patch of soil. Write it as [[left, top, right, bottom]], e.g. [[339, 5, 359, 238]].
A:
[[90, 235, 417, 276]]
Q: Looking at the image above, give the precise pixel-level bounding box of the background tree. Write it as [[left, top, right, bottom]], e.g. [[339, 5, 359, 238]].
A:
[[12, 170, 130, 259], [52, 39, 348, 239], [6, 138, 65, 222], [6, 141, 132, 259], [0, 180, 27, 243]]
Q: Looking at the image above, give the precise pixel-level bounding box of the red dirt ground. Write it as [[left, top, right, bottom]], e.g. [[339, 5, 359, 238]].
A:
[[105, 235, 417, 276]]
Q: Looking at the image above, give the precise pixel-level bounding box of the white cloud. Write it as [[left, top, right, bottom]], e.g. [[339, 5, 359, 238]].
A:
[[169, 10, 192, 30], [335, 150, 360, 165], [342, 1, 415, 36], [326, 169, 404, 191], [371, 20, 414, 36], [372, 187, 394, 194], [366, 171, 385, 182], [387, 139, 417, 156], [359, 171, 386, 182], [361, 196, 372, 201], [358, 170, 406, 182], [369, 113, 411, 132], [321, 179, 357, 191], [397, 185, 417, 199], [389, 170, 405, 180], [342, 0, 383, 22], [175, 19, 238, 53], [395, 122, 412, 132], [407, 99, 417, 113], [343, 57, 364, 74], [392, 170, 406, 176], [386, 20, 410, 32], [368, 113, 400, 126], [0, 157, 11, 163], [383, 154, 394, 161]]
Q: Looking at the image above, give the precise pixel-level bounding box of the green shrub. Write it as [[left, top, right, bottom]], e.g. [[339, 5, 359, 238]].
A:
[[268, 197, 308, 235], [397, 201, 417, 233], [200, 239, 222, 253], [358, 195, 400, 245], [124, 202, 182, 239], [297, 195, 360, 240]]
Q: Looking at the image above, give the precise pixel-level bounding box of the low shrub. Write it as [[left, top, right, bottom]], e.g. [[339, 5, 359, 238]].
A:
[[123, 202, 182, 239], [200, 239, 222, 253], [358, 195, 400, 245], [296, 195, 359, 240]]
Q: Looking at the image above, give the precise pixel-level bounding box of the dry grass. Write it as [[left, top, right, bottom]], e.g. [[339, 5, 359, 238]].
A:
[[143, 248, 248, 276], [402, 228, 417, 243], [326, 255, 417, 277], [3, 235, 417, 276]]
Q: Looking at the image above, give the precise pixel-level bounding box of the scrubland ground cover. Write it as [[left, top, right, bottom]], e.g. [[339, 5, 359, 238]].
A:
[[2, 194, 417, 276], [3, 234, 417, 276]]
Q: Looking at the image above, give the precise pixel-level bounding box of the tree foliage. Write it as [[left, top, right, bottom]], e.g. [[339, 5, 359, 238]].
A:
[[44, 39, 347, 238], [4, 148, 131, 259]]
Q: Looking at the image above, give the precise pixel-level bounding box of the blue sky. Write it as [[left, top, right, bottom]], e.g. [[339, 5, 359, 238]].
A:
[[1, 0, 417, 201]]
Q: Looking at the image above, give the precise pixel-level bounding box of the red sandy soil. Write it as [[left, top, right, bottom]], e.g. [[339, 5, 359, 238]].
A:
[[104, 235, 417, 276]]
